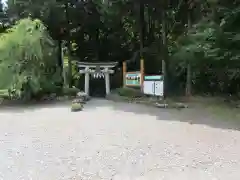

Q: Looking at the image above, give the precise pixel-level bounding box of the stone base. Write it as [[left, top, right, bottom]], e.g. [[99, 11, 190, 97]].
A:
[[77, 92, 90, 101], [155, 102, 188, 109]]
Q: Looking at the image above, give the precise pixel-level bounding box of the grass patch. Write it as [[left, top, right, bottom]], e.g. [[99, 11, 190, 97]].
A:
[[62, 87, 80, 96], [116, 87, 144, 98], [0, 89, 9, 99]]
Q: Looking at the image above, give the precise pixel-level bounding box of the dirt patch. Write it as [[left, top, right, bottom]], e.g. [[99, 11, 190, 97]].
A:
[[107, 93, 240, 121]]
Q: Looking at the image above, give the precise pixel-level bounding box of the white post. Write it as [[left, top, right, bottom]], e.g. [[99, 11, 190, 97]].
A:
[[84, 67, 90, 95], [105, 68, 110, 95]]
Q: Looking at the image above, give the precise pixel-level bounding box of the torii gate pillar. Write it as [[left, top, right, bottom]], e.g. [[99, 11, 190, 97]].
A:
[[105, 71, 110, 95], [84, 67, 90, 95]]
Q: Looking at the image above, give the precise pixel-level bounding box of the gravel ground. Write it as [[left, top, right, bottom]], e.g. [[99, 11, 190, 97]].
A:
[[0, 99, 240, 180]]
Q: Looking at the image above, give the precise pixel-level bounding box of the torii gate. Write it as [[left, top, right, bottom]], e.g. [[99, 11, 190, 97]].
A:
[[77, 62, 118, 96]]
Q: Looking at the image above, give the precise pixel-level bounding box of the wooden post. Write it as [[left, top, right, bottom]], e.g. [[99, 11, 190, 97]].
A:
[[122, 61, 127, 87], [140, 58, 144, 91], [60, 40, 67, 86]]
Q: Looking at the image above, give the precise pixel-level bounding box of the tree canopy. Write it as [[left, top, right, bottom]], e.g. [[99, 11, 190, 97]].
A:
[[1, 0, 240, 97]]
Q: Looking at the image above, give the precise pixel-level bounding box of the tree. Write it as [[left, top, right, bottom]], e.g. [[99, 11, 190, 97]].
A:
[[4, 0, 240, 97], [0, 18, 61, 100]]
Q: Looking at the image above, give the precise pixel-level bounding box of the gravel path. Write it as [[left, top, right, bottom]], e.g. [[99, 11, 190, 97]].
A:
[[0, 99, 240, 180]]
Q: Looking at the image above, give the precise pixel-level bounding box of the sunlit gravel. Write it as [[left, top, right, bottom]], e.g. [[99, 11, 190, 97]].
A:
[[0, 99, 239, 180]]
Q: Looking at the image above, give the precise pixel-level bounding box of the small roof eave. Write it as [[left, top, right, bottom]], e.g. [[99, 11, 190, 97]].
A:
[[76, 61, 118, 68]]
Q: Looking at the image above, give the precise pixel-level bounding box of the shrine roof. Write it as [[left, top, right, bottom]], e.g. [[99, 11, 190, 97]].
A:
[[76, 61, 118, 68]]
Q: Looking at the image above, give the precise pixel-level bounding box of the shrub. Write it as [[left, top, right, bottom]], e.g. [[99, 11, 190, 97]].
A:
[[116, 87, 144, 98], [71, 102, 83, 112], [0, 89, 10, 99], [63, 87, 80, 96], [0, 18, 62, 101]]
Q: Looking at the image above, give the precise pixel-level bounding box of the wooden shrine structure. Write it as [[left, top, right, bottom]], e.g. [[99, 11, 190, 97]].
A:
[[77, 62, 118, 96]]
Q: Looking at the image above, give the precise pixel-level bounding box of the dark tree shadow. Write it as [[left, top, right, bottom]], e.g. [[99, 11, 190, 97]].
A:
[[84, 99, 240, 131], [0, 98, 239, 131]]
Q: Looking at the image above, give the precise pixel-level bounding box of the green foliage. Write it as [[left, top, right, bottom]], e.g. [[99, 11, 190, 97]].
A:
[[170, 3, 240, 94], [63, 56, 81, 85], [5, 0, 240, 97], [117, 87, 144, 98], [71, 102, 83, 112], [0, 89, 9, 99], [0, 18, 62, 100], [62, 86, 80, 96]]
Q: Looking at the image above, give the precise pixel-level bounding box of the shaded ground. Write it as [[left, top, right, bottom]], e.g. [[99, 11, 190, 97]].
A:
[[0, 98, 240, 179]]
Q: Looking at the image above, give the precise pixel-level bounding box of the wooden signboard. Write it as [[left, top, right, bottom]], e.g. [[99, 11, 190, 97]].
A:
[[125, 72, 141, 86]]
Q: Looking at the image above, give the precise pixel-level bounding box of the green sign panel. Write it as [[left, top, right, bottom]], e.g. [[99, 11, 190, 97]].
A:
[[125, 72, 141, 86], [144, 75, 163, 81]]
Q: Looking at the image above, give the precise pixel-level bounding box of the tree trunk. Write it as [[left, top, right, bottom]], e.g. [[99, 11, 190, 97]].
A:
[[65, 2, 72, 88], [60, 40, 67, 86], [139, 2, 145, 58], [185, 6, 192, 97], [186, 63, 192, 96], [161, 6, 168, 99], [147, 6, 154, 45], [95, 28, 99, 61]]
